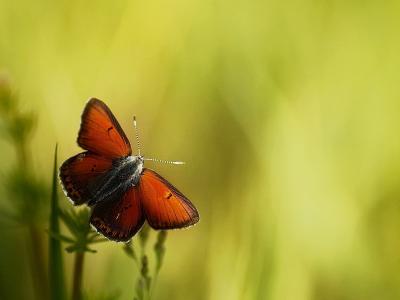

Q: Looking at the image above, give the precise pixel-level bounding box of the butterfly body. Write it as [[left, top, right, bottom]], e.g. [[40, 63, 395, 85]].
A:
[[86, 155, 143, 207], [59, 98, 199, 242]]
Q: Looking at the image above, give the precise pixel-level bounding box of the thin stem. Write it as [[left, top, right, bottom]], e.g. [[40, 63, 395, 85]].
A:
[[133, 256, 141, 270], [21, 139, 49, 300], [17, 140, 28, 169], [149, 273, 158, 300], [28, 224, 50, 300], [72, 251, 85, 300]]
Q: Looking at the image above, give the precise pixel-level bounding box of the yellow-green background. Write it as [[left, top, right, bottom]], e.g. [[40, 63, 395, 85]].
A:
[[1, 0, 400, 299]]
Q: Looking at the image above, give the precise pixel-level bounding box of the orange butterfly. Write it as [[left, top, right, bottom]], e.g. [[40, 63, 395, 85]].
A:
[[59, 98, 199, 242]]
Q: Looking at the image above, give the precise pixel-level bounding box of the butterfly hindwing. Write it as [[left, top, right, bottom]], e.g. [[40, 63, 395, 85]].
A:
[[59, 151, 113, 205], [78, 98, 132, 159], [139, 168, 199, 230], [90, 187, 145, 242]]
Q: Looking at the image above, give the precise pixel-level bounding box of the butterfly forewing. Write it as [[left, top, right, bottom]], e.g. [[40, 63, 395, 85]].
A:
[[139, 168, 199, 230], [59, 151, 113, 205], [90, 187, 145, 242], [78, 98, 132, 159]]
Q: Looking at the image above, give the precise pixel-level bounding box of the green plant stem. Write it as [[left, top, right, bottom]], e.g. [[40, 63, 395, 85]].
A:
[[17, 141, 28, 169], [149, 273, 158, 300], [17, 131, 49, 299], [72, 251, 85, 300], [29, 223, 50, 300], [24, 146, 49, 300]]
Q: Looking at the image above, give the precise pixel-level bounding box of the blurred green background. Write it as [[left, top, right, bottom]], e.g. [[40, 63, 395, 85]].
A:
[[1, 0, 400, 299]]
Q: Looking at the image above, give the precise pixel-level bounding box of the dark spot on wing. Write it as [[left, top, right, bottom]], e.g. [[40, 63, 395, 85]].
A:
[[108, 126, 114, 131], [166, 193, 172, 199], [124, 204, 133, 210]]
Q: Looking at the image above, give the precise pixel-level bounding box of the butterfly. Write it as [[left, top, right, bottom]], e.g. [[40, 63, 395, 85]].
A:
[[59, 98, 199, 242]]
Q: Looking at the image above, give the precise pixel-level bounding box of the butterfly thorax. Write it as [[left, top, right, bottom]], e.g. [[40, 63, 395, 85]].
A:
[[125, 155, 144, 186], [88, 155, 143, 207]]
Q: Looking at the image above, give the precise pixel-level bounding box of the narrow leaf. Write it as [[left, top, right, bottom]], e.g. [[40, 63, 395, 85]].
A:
[[59, 208, 80, 234], [46, 230, 75, 244], [65, 245, 78, 253], [88, 237, 109, 244], [48, 143, 67, 300]]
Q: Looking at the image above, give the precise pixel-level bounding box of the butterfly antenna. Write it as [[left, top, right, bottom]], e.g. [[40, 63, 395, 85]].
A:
[[143, 158, 185, 165], [133, 116, 141, 156], [134, 116, 184, 165]]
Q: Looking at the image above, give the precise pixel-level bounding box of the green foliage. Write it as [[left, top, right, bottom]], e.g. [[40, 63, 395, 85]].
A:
[[0, 76, 16, 115], [48, 144, 67, 300], [0, 75, 50, 300], [0, 76, 47, 225], [48, 205, 110, 300], [125, 228, 168, 300], [123, 240, 139, 266], [49, 208, 107, 254], [4, 167, 47, 224], [153, 231, 167, 272], [82, 291, 120, 300], [139, 222, 150, 251]]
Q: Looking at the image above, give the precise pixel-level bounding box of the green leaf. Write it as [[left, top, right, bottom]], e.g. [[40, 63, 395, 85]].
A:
[[59, 209, 79, 233], [84, 247, 97, 253], [154, 231, 167, 272], [65, 245, 78, 253], [8, 112, 36, 144], [135, 279, 144, 300], [48, 144, 67, 300], [139, 223, 150, 250], [46, 230, 75, 244], [82, 290, 120, 300], [0, 76, 16, 116], [88, 237, 108, 244], [0, 207, 20, 226]]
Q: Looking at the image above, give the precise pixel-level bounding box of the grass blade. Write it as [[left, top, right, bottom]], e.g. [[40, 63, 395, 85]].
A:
[[48, 143, 67, 300]]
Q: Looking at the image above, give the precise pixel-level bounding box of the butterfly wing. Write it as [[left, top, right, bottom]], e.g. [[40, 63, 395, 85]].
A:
[[90, 187, 145, 242], [139, 168, 199, 230], [59, 151, 114, 205], [78, 98, 132, 159]]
